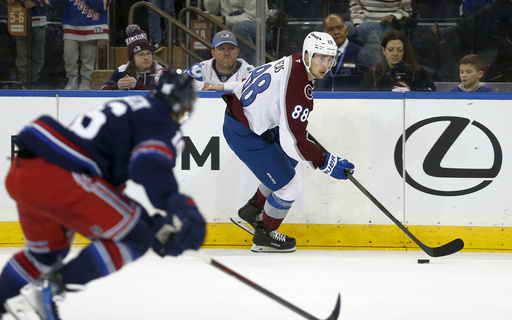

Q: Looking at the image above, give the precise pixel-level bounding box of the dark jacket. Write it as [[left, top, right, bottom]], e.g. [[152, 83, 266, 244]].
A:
[[315, 42, 372, 91], [360, 61, 436, 92], [101, 62, 164, 90]]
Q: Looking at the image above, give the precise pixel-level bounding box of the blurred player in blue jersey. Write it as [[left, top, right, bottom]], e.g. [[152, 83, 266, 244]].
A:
[[0, 68, 206, 320], [223, 32, 356, 253]]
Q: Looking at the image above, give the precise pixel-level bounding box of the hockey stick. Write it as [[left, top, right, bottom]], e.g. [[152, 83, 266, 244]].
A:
[[191, 250, 341, 320], [307, 133, 464, 258]]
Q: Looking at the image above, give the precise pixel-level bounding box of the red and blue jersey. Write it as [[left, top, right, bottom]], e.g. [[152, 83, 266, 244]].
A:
[[16, 95, 183, 210], [30, 1, 48, 27], [40, 0, 110, 40]]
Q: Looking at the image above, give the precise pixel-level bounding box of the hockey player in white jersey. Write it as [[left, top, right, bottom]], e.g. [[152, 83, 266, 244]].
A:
[[223, 32, 355, 252]]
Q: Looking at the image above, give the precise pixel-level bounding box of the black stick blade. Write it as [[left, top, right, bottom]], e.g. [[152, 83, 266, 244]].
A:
[[324, 294, 341, 320], [425, 238, 465, 257]]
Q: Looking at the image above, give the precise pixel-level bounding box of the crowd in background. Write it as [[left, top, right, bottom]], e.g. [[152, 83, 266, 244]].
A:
[[0, 0, 511, 91]]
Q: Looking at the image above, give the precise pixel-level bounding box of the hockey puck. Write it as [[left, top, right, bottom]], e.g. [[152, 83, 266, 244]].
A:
[[417, 259, 430, 264]]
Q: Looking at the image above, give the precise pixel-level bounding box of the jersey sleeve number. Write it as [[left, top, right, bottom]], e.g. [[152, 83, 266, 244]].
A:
[[291, 104, 310, 122], [68, 96, 150, 140], [240, 65, 271, 107]]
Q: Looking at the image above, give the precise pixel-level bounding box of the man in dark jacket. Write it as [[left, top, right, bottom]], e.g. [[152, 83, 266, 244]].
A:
[[315, 14, 374, 91]]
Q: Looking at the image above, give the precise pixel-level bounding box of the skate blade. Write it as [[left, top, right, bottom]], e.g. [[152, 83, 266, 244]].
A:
[[4, 295, 40, 320], [250, 244, 296, 253], [230, 216, 255, 235]]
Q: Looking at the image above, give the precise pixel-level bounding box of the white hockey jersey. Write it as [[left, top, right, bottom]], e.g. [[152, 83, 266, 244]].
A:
[[185, 58, 254, 91], [224, 53, 326, 169]]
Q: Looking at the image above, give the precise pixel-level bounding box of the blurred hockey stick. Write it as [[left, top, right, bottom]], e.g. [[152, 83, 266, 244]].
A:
[[307, 133, 464, 257], [190, 250, 341, 320]]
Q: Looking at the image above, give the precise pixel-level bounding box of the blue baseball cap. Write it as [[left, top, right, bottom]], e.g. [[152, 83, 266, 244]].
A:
[[212, 30, 238, 48]]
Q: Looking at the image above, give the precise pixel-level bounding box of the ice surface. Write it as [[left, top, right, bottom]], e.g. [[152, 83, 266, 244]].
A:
[[1, 248, 511, 320]]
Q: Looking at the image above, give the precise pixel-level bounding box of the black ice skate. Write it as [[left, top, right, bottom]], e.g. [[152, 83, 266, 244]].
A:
[[251, 228, 296, 253], [238, 195, 263, 229], [231, 194, 263, 235]]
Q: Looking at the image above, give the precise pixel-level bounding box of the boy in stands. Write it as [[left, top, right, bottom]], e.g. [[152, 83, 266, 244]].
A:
[[452, 54, 493, 92]]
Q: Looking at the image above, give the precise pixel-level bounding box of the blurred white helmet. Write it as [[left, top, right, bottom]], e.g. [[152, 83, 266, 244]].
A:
[[302, 32, 338, 76]]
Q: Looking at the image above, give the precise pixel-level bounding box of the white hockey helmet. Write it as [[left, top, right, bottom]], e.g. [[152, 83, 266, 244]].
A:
[[302, 31, 338, 76]]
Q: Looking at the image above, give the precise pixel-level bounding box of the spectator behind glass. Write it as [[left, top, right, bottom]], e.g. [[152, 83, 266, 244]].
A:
[[185, 30, 254, 91], [456, 0, 512, 82], [7, 0, 48, 89], [360, 30, 436, 92], [315, 13, 373, 91], [147, 0, 175, 52], [102, 25, 164, 90], [203, 0, 272, 66], [460, 0, 492, 17], [452, 54, 492, 92], [48, 0, 110, 90], [345, 0, 413, 66]]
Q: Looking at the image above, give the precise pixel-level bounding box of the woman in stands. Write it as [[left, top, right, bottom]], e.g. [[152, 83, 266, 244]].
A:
[[102, 25, 164, 90], [360, 30, 436, 92]]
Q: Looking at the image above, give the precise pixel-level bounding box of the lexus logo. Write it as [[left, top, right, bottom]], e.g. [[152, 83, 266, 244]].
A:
[[394, 116, 502, 196]]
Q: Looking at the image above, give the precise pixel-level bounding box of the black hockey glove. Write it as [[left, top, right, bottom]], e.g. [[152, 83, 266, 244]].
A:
[[320, 153, 355, 180], [151, 193, 206, 257]]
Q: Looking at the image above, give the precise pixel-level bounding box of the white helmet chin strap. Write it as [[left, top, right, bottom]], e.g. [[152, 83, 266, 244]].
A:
[[304, 51, 314, 78]]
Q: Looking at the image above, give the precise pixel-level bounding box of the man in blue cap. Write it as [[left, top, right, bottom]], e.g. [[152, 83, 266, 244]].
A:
[[185, 30, 255, 91]]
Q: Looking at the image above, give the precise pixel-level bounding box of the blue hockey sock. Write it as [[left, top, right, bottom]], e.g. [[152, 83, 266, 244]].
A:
[[60, 240, 128, 285], [59, 221, 151, 285], [0, 253, 34, 313]]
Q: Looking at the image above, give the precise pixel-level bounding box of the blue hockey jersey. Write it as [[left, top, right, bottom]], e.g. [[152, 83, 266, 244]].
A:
[[15, 95, 184, 210], [41, 0, 110, 41], [30, 1, 48, 27]]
